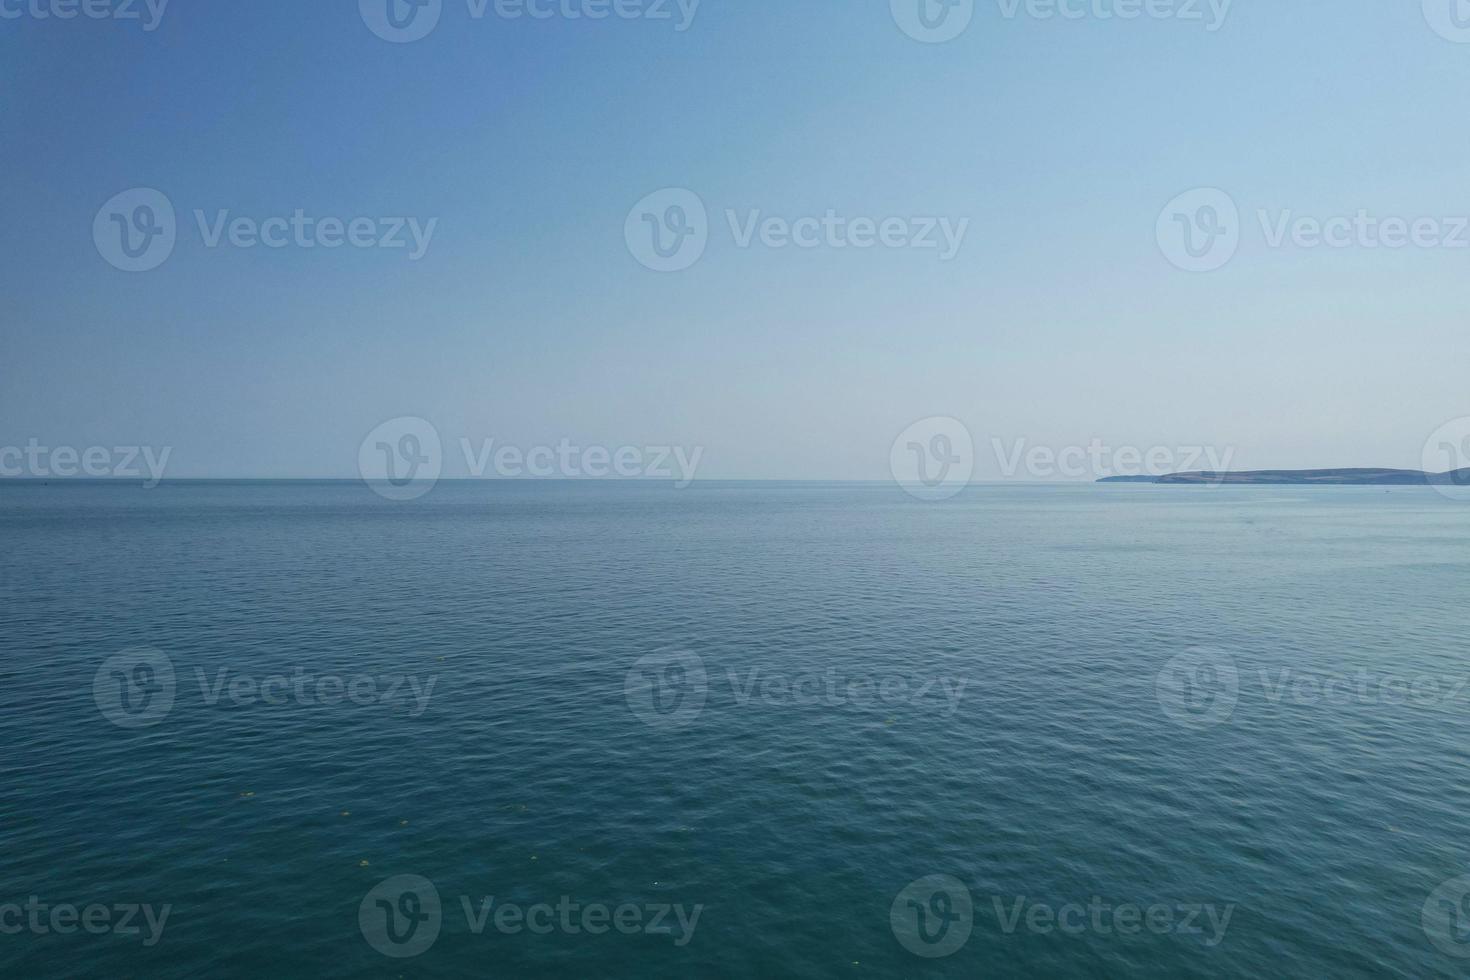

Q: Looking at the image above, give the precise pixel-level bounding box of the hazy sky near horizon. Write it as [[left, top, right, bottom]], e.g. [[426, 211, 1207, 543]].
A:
[[5, 0, 1470, 480]]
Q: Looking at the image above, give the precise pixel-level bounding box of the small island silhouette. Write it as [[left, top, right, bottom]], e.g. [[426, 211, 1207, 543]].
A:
[[1099, 468, 1470, 485]]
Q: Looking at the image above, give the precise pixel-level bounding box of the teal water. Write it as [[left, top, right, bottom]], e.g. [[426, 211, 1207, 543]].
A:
[[3, 481, 1470, 977]]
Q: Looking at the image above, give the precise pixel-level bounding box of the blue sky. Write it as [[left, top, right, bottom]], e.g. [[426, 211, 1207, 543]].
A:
[[4, 0, 1470, 479]]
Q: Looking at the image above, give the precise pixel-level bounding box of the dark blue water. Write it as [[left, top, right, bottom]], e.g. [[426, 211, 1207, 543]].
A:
[[3, 481, 1470, 978]]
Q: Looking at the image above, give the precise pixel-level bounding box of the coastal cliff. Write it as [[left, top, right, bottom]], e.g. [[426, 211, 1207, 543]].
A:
[[1099, 468, 1470, 485]]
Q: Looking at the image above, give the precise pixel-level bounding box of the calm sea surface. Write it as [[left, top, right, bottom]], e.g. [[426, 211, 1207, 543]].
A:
[[3, 481, 1470, 978]]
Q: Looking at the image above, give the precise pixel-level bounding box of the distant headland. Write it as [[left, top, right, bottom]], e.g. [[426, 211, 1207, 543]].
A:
[[1099, 468, 1470, 485]]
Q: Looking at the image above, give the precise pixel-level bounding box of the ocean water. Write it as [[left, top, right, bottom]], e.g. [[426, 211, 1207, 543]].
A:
[[3, 481, 1470, 978]]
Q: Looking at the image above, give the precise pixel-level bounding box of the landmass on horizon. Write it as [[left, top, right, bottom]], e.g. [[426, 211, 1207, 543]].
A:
[[1098, 468, 1470, 485]]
